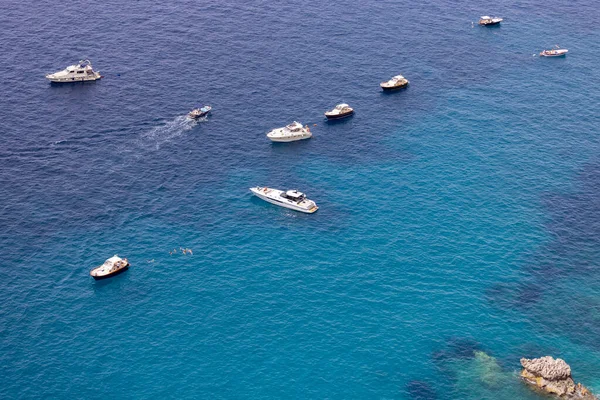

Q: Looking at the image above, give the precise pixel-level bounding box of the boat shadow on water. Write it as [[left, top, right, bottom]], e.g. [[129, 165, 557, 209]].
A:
[[380, 86, 410, 96], [49, 79, 101, 86], [48, 81, 101, 97], [324, 115, 354, 126], [480, 24, 502, 29], [90, 268, 130, 288]]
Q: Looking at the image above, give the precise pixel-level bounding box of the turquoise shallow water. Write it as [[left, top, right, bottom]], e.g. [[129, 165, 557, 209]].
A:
[[1, 0, 600, 398]]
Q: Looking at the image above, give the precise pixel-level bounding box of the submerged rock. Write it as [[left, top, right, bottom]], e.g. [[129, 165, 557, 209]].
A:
[[432, 337, 483, 363], [405, 380, 437, 400], [520, 356, 596, 399], [473, 351, 503, 388]]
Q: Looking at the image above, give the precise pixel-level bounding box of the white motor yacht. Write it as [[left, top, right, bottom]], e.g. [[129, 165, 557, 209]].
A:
[[266, 121, 312, 142], [90, 255, 129, 280], [479, 16, 503, 26], [45, 60, 102, 83], [250, 187, 318, 213], [325, 104, 354, 120], [380, 75, 409, 91]]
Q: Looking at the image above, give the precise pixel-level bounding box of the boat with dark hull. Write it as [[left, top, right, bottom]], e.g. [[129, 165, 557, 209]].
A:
[[188, 105, 212, 119], [380, 75, 409, 91], [479, 16, 503, 26], [90, 255, 129, 280], [325, 104, 354, 120]]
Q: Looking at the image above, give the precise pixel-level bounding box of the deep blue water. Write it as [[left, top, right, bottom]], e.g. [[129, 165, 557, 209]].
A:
[[1, 0, 600, 398]]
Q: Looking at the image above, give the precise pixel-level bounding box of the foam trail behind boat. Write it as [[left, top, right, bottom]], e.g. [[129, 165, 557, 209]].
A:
[[138, 115, 198, 150]]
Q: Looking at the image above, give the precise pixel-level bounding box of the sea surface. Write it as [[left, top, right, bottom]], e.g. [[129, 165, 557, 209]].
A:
[[1, 0, 599, 398]]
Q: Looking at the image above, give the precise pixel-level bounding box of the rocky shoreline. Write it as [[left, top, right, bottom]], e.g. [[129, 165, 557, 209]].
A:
[[520, 356, 596, 399]]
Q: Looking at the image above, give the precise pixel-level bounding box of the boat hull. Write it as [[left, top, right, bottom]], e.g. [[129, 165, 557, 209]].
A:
[[189, 112, 209, 119], [47, 76, 102, 83], [479, 21, 501, 26], [381, 82, 409, 91], [250, 189, 318, 213], [267, 134, 312, 142], [325, 110, 354, 120], [540, 52, 568, 57], [90, 264, 129, 280]]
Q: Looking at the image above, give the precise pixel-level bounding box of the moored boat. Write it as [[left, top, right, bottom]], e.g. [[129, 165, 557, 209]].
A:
[[188, 105, 212, 119], [380, 75, 409, 91], [45, 60, 102, 83], [325, 103, 354, 119], [479, 16, 503, 26], [250, 187, 318, 213], [539, 47, 568, 57], [266, 121, 312, 142], [90, 255, 129, 280]]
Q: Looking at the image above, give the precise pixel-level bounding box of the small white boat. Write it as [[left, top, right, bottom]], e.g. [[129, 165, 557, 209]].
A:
[[479, 16, 503, 26], [266, 121, 312, 142], [250, 187, 318, 213], [380, 75, 409, 91], [188, 105, 212, 119], [325, 103, 354, 120], [90, 255, 129, 280], [540, 47, 568, 57], [45, 60, 102, 83]]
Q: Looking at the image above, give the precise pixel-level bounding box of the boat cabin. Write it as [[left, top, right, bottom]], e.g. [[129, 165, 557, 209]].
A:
[[103, 256, 125, 270], [382, 75, 406, 85], [286, 122, 303, 132], [282, 190, 306, 202], [65, 60, 95, 76]]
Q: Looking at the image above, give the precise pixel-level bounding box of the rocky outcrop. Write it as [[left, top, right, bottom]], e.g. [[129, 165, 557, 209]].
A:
[[520, 356, 596, 399], [521, 356, 572, 381]]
